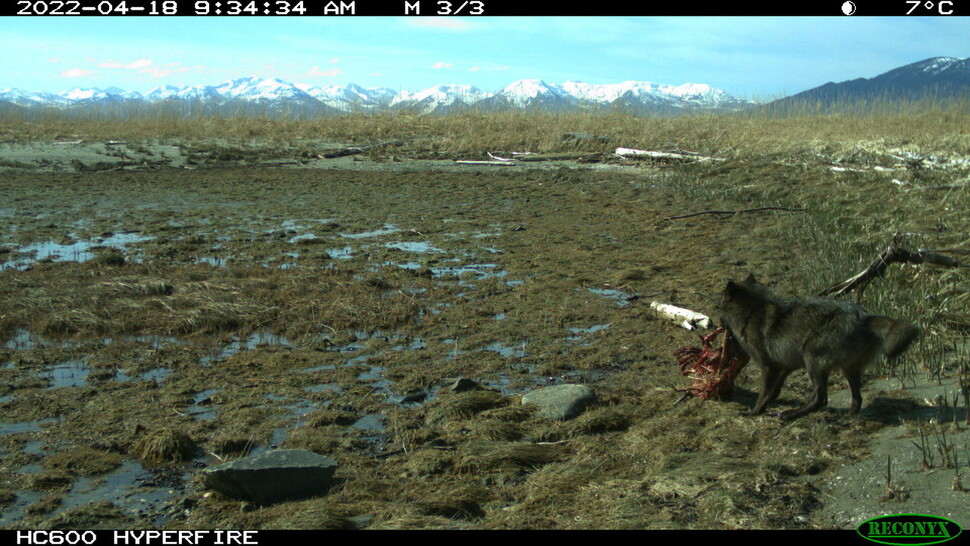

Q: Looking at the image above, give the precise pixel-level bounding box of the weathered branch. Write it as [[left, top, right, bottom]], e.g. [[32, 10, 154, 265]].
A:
[[818, 244, 970, 297], [320, 139, 404, 159], [616, 147, 722, 163], [663, 207, 807, 221]]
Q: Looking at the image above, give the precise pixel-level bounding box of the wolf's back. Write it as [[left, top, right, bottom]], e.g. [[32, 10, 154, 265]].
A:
[[866, 315, 919, 359]]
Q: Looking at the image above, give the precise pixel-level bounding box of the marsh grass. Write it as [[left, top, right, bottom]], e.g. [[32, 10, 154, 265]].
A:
[[2, 100, 968, 159], [0, 260, 438, 341]]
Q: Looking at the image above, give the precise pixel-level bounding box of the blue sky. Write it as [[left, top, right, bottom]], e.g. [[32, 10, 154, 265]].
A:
[[1, 16, 967, 99]]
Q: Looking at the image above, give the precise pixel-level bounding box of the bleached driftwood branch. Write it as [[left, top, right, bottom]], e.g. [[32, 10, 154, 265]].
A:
[[819, 244, 970, 297], [649, 301, 714, 331], [455, 160, 517, 166], [616, 147, 722, 163]]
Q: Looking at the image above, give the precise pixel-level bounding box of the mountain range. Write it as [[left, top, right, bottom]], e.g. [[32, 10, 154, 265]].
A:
[[0, 77, 754, 118], [1, 56, 966, 119]]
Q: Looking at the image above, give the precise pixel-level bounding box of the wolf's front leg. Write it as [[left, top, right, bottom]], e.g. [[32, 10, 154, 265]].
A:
[[743, 363, 788, 416], [779, 368, 829, 421]]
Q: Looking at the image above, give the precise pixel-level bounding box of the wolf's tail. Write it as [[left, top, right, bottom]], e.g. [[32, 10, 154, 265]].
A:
[[867, 316, 920, 359]]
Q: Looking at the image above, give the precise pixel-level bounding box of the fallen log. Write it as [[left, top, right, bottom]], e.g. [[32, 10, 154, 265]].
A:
[[649, 301, 714, 331], [320, 139, 404, 159], [455, 160, 517, 166], [615, 147, 722, 163], [664, 206, 806, 221], [516, 152, 601, 162]]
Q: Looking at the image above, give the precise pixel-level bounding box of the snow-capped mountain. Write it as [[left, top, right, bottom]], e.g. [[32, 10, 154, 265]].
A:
[[0, 87, 69, 107], [1, 75, 753, 118], [472, 79, 581, 112], [391, 84, 490, 114], [300, 83, 397, 111]]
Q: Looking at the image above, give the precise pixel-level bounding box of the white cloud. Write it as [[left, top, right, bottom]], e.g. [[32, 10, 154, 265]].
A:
[[431, 62, 453, 69], [307, 66, 341, 77], [61, 68, 93, 78]]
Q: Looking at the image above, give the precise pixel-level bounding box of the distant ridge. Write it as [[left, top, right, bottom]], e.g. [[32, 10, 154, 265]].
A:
[[768, 56, 970, 110]]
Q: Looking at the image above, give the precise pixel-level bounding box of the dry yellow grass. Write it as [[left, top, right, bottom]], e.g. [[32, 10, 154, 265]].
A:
[[2, 100, 968, 160]]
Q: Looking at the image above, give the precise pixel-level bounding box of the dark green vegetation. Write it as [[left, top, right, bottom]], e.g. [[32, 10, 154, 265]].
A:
[[0, 111, 967, 529]]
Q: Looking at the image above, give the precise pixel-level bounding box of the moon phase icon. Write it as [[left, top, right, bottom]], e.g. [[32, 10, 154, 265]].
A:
[[841, 1, 857, 15]]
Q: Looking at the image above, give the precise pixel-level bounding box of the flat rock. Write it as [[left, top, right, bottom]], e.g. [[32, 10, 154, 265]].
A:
[[521, 384, 596, 421], [203, 449, 338, 505]]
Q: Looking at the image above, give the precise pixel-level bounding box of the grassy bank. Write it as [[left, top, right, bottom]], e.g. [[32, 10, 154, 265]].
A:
[[2, 103, 969, 159]]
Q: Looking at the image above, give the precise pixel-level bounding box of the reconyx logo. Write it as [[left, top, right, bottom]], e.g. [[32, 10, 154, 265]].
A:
[[858, 514, 962, 545]]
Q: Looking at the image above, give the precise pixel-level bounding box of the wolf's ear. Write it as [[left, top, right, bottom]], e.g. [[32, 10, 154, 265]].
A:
[[724, 281, 744, 300], [743, 273, 758, 284]]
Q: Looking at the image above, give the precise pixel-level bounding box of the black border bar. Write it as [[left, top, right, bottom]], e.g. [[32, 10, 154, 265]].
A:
[[6, 0, 968, 17]]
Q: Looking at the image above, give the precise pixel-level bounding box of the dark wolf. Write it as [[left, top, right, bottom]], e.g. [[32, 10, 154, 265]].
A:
[[719, 274, 919, 420]]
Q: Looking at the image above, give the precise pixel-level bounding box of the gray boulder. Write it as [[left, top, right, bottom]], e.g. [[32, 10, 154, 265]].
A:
[[521, 384, 596, 421], [203, 449, 338, 505]]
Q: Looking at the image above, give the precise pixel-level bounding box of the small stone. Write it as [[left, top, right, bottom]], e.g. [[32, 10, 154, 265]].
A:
[[450, 378, 482, 392], [521, 384, 596, 421], [203, 449, 338, 505]]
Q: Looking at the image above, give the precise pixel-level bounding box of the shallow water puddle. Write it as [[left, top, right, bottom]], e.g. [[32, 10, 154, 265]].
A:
[[586, 287, 635, 307], [2, 232, 153, 269], [483, 342, 528, 358], [187, 389, 219, 421], [43, 359, 91, 388], [341, 224, 401, 239], [200, 331, 293, 366], [567, 323, 612, 342], [0, 459, 187, 527], [327, 246, 354, 259], [0, 490, 45, 526], [196, 256, 228, 267], [385, 241, 445, 253], [4, 329, 74, 350], [352, 414, 385, 434], [433, 263, 504, 280], [358, 365, 391, 394], [114, 367, 174, 383], [0, 417, 57, 435]]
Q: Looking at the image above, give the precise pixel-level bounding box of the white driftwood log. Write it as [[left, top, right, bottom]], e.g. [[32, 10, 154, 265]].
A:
[[649, 301, 714, 331], [616, 147, 722, 163], [455, 160, 517, 166]]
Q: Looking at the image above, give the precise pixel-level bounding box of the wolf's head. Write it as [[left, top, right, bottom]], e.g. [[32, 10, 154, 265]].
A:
[[719, 274, 772, 331]]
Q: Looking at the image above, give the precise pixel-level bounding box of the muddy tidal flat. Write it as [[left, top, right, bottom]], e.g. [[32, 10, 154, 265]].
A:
[[1, 143, 968, 530]]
